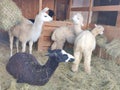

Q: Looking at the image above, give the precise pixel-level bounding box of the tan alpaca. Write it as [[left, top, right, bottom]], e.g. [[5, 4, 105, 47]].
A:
[[9, 7, 53, 56], [72, 25, 104, 74], [51, 13, 84, 50]]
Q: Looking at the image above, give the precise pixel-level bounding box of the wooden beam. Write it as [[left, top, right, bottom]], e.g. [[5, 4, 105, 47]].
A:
[[92, 5, 120, 11], [116, 11, 120, 27], [71, 7, 89, 11], [39, 0, 42, 11], [67, 0, 72, 19], [71, 5, 120, 12], [86, 0, 93, 28]]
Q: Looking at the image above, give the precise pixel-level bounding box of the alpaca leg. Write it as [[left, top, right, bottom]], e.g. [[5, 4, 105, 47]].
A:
[[29, 41, 33, 54], [71, 51, 82, 72], [57, 41, 65, 49], [83, 51, 92, 74], [16, 39, 19, 52], [22, 42, 26, 52], [9, 32, 14, 56], [51, 42, 57, 50]]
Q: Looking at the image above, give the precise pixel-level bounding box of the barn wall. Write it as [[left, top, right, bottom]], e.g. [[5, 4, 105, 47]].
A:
[[37, 23, 120, 51], [13, 0, 39, 19], [116, 12, 120, 27], [38, 21, 73, 51], [42, 0, 54, 10]]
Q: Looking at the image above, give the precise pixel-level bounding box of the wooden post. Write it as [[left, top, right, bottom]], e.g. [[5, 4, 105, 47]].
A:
[[39, 0, 42, 11], [67, 0, 72, 19], [86, 0, 93, 29], [116, 11, 120, 27]]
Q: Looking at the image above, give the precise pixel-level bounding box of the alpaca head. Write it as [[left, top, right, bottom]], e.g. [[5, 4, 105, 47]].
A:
[[37, 7, 53, 22], [47, 49, 74, 63], [72, 13, 84, 26], [94, 24, 104, 35], [48, 9, 55, 17]]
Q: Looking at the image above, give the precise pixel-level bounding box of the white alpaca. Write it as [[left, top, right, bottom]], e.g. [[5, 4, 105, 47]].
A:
[[9, 7, 53, 56], [71, 25, 104, 74], [51, 13, 84, 50]]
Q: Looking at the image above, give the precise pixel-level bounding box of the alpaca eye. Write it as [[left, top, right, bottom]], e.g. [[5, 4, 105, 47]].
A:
[[44, 15, 47, 17], [63, 55, 68, 60]]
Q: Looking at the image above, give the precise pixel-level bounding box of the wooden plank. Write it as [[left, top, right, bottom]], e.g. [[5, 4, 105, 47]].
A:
[[13, 0, 39, 19], [86, 0, 93, 28], [42, 0, 54, 9], [39, 41, 52, 46], [103, 25, 120, 42], [42, 36, 51, 41], [42, 31, 53, 36], [39, 0, 42, 11], [67, 0, 72, 19], [92, 5, 120, 11], [71, 7, 89, 11], [38, 21, 73, 51], [44, 21, 73, 27], [116, 12, 120, 27], [71, 5, 120, 12]]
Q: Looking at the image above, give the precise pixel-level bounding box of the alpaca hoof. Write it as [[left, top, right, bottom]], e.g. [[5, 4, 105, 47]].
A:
[[85, 69, 91, 74], [71, 64, 78, 72]]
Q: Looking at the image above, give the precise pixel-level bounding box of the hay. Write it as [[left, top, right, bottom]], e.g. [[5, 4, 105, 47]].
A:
[[96, 35, 108, 48], [105, 39, 120, 58], [0, 0, 22, 30], [0, 44, 120, 90]]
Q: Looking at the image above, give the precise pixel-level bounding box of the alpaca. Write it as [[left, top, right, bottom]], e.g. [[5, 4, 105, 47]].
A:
[[71, 25, 104, 74], [51, 13, 84, 50], [28, 9, 54, 23], [9, 7, 53, 56], [6, 49, 74, 86]]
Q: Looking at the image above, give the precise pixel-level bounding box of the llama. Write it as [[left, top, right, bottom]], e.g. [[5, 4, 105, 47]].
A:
[[9, 7, 53, 56], [71, 25, 104, 74], [6, 49, 74, 86], [51, 13, 84, 50]]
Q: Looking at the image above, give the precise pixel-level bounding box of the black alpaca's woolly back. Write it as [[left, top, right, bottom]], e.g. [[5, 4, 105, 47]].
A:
[[6, 53, 59, 86]]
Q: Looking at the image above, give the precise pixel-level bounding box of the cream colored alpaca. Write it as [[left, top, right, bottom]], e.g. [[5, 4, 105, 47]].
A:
[[9, 7, 53, 56], [71, 25, 104, 74], [51, 13, 84, 50]]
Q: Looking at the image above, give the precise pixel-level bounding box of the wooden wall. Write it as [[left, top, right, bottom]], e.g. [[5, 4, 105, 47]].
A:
[[7, 0, 120, 51], [13, 0, 39, 19], [38, 21, 73, 51], [42, 0, 54, 10]]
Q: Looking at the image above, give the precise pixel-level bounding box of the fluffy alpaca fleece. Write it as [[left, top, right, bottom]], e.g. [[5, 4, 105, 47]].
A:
[[9, 7, 53, 56], [51, 13, 84, 50], [71, 25, 104, 74]]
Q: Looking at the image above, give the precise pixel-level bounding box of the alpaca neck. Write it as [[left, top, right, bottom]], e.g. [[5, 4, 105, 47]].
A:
[[31, 16, 44, 42], [91, 29, 98, 37], [33, 16, 44, 33], [44, 57, 59, 77], [74, 24, 83, 36]]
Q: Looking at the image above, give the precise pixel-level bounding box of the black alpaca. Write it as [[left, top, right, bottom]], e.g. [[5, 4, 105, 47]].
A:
[[6, 49, 74, 86]]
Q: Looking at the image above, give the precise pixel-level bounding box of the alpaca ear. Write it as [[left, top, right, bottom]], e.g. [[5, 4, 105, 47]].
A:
[[81, 23, 84, 26], [47, 48, 52, 53], [42, 7, 49, 12], [95, 24, 97, 27], [45, 48, 52, 56]]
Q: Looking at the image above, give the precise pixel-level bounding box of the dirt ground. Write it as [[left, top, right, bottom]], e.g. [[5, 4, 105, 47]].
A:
[[0, 41, 120, 90]]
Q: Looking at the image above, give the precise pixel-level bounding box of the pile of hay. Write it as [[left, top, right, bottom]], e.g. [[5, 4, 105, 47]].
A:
[[96, 35, 108, 48], [105, 39, 120, 58], [0, 44, 120, 90], [0, 0, 22, 31]]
